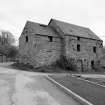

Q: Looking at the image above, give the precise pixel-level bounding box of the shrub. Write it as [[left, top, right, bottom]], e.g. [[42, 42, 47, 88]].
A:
[[93, 60, 101, 71], [53, 55, 77, 71]]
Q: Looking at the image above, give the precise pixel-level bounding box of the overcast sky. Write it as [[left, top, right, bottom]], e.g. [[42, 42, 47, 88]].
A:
[[0, 0, 105, 45]]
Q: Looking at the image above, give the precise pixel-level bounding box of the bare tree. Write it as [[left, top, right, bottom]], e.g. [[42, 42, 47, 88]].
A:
[[1, 31, 15, 45], [0, 30, 17, 57]]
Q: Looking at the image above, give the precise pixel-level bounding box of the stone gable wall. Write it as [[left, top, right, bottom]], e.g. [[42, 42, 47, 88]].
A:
[[19, 31, 103, 71], [65, 35, 103, 71], [19, 32, 62, 67]]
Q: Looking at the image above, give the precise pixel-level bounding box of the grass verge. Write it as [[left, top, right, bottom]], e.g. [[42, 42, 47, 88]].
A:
[[10, 62, 72, 73]]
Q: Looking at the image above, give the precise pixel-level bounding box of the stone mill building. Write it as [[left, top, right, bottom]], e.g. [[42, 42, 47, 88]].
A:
[[19, 19, 103, 71]]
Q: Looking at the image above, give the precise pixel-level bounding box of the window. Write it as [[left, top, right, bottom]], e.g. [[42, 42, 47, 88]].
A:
[[84, 59, 87, 61], [100, 43, 103, 48], [77, 44, 80, 52], [48, 36, 53, 42], [93, 46, 96, 53], [77, 37, 80, 41], [26, 36, 28, 42]]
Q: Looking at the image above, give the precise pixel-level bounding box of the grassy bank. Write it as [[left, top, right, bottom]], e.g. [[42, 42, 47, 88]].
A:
[[11, 62, 71, 73]]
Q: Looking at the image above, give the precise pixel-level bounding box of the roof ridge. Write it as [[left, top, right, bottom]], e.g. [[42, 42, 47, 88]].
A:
[[51, 18, 89, 30], [50, 18, 102, 41], [26, 20, 47, 26]]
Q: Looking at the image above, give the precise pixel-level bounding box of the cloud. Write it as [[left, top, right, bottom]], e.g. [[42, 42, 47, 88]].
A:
[[0, 0, 105, 44]]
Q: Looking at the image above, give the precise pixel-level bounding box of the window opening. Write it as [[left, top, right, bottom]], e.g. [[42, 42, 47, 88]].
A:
[[77, 37, 80, 41], [26, 36, 28, 42], [93, 46, 96, 53], [77, 44, 80, 51], [48, 36, 53, 42]]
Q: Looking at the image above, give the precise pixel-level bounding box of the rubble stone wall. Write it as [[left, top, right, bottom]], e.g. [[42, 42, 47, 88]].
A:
[[65, 35, 103, 71]]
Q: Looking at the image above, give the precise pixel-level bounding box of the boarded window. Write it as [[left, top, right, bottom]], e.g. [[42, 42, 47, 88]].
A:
[[26, 36, 28, 42], [93, 46, 96, 53], [48, 36, 53, 42], [77, 44, 80, 52]]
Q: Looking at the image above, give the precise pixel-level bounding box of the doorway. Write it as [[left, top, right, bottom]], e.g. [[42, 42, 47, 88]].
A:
[[91, 60, 94, 69], [77, 59, 83, 72]]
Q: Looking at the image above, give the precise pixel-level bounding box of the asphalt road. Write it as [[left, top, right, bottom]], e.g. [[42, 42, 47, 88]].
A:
[[0, 63, 80, 105], [51, 74, 105, 105]]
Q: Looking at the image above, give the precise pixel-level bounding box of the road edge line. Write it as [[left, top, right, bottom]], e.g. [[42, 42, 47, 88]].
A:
[[72, 75, 105, 88], [47, 75, 93, 105]]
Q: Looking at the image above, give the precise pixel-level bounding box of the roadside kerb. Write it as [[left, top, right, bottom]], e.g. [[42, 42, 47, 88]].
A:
[[47, 76, 93, 105]]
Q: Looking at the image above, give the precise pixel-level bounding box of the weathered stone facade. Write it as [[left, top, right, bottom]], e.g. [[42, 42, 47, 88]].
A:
[[65, 36, 103, 71], [19, 19, 103, 71], [19, 21, 62, 67]]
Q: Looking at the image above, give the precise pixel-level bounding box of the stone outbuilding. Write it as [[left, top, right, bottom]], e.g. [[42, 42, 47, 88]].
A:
[[19, 19, 103, 71]]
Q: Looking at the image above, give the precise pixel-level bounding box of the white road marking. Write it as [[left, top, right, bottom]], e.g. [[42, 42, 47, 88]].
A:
[[73, 75, 105, 88]]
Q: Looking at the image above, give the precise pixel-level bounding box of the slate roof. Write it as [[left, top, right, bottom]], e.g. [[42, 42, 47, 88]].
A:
[[50, 19, 102, 41], [26, 21, 57, 36], [26, 19, 102, 41]]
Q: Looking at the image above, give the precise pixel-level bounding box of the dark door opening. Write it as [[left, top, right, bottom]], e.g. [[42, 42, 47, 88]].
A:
[[77, 59, 83, 72], [91, 60, 94, 69]]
